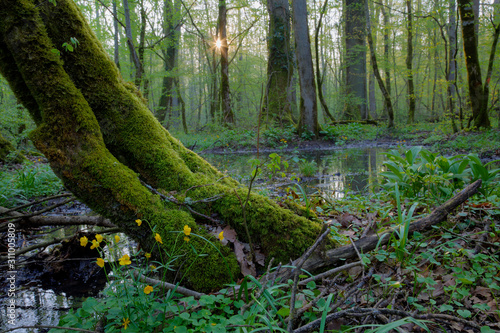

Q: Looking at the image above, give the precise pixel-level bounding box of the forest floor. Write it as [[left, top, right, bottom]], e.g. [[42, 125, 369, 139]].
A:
[[1, 123, 500, 332]]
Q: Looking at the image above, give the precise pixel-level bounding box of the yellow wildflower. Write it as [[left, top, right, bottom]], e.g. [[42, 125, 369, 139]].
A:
[[96, 258, 105, 268], [135, 219, 142, 226], [114, 235, 120, 243], [119, 254, 132, 266], [184, 236, 190, 242], [150, 265, 157, 270], [122, 318, 130, 330], [80, 236, 88, 247], [211, 323, 216, 326], [145, 252, 151, 259], [155, 233, 163, 244], [183, 225, 191, 236], [143, 285, 153, 294], [95, 234, 103, 243], [218, 231, 224, 241], [90, 239, 99, 250]]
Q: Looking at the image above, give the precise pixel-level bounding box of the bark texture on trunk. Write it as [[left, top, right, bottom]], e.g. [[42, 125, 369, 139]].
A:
[[458, 0, 490, 128], [344, 0, 367, 120], [0, 0, 323, 291], [406, 0, 415, 124], [263, 0, 294, 126], [292, 0, 319, 137], [219, 0, 234, 124]]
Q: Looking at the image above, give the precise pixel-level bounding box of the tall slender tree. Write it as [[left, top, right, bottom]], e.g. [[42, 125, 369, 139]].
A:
[[344, 0, 367, 120], [458, 0, 494, 128], [406, 0, 416, 123], [292, 0, 319, 136], [218, 0, 234, 124], [263, 0, 294, 126]]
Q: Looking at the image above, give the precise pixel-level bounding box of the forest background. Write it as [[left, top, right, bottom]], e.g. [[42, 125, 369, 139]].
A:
[[1, 0, 500, 143]]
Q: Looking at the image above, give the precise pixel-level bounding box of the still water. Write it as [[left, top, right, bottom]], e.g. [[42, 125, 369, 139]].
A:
[[1, 147, 388, 332], [203, 147, 387, 199]]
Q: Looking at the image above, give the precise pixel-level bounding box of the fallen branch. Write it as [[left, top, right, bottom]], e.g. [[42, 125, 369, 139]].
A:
[[296, 179, 482, 275], [292, 306, 484, 333], [0, 206, 116, 228], [131, 271, 204, 299]]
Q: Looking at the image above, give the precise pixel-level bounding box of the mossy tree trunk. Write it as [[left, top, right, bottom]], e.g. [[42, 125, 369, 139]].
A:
[[406, 0, 416, 124], [263, 0, 294, 127], [0, 0, 323, 291]]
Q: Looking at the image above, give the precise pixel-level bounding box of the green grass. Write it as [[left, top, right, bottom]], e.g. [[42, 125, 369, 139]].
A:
[[0, 162, 64, 207]]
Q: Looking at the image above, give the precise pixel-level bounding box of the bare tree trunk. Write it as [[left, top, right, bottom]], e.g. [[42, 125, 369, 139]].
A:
[[157, 0, 180, 125], [344, 0, 367, 120], [406, 0, 416, 124], [113, 0, 120, 69], [218, 0, 234, 124], [365, 0, 395, 127], [123, 0, 142, 83], [263, 0, 294, 126], [292, 0, 320, 137], [315, 0, 335, 122], [448, 0, 458, 132], [458, 0, 491, 128]]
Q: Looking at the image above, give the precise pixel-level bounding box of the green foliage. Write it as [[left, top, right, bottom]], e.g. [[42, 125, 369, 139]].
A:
[[298, 159, 317, 177], [262, 125, 296, 148], [0, 162, 64, 207], [380, 146, 499, 202]]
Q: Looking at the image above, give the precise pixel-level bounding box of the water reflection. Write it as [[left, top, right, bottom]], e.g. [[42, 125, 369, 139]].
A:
[[203, 147, 387, 199]]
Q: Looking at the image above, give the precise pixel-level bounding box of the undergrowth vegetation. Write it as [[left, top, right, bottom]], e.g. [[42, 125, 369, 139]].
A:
[[40, 146, 500, 333], [2, 121, 500, 332]]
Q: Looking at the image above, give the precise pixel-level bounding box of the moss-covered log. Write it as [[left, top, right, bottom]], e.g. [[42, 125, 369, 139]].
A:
[[0, 0, 324, 291]]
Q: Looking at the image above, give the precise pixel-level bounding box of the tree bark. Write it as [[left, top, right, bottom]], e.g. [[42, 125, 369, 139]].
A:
[[263, 0, 294, 126], [112, 0, 120, 69], [0, 0, 323, 291], [218, 0, 235, 124], [292, 0, 320, 137], [406, 0, 416, 124], [365, 0, 395, 128], [458, 0, 491, 128], [315, 0, 335, 122], [344, 0, 367, 120], [157, 0, 180, 126]]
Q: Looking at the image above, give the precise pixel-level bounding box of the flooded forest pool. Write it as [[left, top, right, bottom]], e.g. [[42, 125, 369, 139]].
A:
[[1, 147, 389, 332]]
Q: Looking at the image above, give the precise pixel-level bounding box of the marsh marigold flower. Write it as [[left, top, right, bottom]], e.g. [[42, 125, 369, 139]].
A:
[[96, 258, 105, 268], [80, 236, 88, 247], [95, 234, 103, 243], [114, 235, 120, 243], [119, 254, 132, 265], [143, 285, 153, 294], [183, 225, 191, 236], [90, 239, 99, 250], [144, 252, 151, 259], [135, 219, 142, 226], [122, 318, 130, 330], [218, 231, 224, 241], [155, 233, 163, 244]]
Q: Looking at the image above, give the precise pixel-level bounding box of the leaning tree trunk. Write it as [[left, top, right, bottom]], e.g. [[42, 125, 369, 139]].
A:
[[0, 0, 323, 292]]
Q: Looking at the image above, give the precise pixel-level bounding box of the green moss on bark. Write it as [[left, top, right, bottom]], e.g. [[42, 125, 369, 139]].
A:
[[0, 0, 330, 291]]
